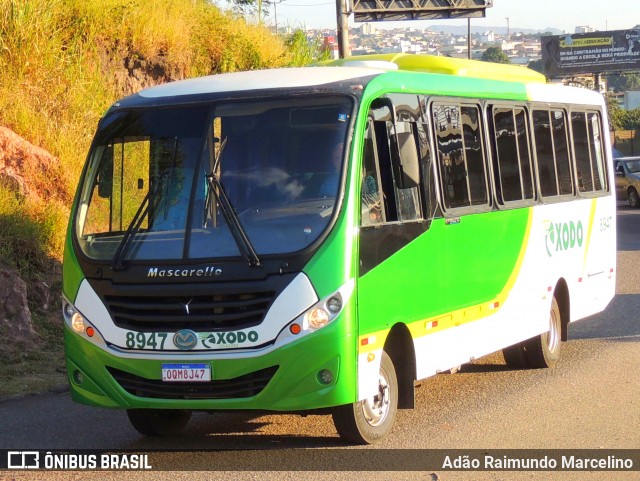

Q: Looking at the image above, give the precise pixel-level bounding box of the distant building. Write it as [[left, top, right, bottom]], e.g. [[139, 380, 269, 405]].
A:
[[480, 31, 495, 43], [360, 23, 375, 35], [575, 26, 595, 33], [625, 91, 640, 110]]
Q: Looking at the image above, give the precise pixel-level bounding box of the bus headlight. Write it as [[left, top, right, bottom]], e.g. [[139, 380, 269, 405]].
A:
[[305, 307, 330, 329], [301, 291, 345, 332], [278, 279, 354, 345], [71, 312, 86, 333]]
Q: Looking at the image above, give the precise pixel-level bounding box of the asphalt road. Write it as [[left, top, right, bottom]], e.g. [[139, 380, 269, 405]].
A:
[[2, 204, 639, 481]]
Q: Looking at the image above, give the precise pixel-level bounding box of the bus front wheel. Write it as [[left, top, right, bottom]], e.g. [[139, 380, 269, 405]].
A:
[[126, 409, 192, 437], [332, 351, 398, 444]]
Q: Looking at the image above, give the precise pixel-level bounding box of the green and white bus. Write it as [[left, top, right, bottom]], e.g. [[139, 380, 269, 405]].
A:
[[63, 54, 616, 444]]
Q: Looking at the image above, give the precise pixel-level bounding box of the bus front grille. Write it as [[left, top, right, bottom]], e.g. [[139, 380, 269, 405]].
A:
[[107, 366, 278, 400], [103, 290, 275, 331]]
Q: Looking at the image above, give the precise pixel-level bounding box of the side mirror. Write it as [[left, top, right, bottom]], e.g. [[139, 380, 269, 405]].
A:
[[97, 146, 114, 198], [390, 127, 420, 189]]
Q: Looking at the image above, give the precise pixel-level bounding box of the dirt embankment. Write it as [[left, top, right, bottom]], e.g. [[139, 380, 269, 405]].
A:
[[0, 126, 69, 204], [0, 126, 64, 348]]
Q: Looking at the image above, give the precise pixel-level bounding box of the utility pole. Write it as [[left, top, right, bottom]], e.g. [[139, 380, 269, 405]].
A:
[[336, 0, 350, 58], [468, 18, 471, 59], [273, 0, 283, 34], [274, 0, 278, 33]]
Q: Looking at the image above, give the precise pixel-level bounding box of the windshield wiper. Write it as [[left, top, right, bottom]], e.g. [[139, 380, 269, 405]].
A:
[[110, 173, 165, 271], [204, 171, 261, 267], [202, 135, 260, 267]]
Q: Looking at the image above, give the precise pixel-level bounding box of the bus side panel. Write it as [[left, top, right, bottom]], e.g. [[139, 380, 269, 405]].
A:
[[356, 195, 616, 388], [357, 208, 530, 386]]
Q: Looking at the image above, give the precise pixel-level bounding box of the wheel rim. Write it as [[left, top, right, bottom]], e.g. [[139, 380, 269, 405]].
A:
[[547, 306, 561, 353], [360, 366, 391, 427], [630, 190, 639, 206]]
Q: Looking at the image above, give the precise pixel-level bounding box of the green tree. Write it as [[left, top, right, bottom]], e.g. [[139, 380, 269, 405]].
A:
[[481, 46, 510, 64], [605, 93, 625, 130], [605, 72, 640, 93], [285, 30, 329, 66], [622, 108, 640, 131]]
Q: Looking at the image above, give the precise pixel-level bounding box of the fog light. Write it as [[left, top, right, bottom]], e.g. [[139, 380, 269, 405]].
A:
[[64, 304, 75, 318], [327, 296, 342, 314], [306, 308, 329, 329], [71, 312, 85, 333], [317, 369, 333, 385], [73, 370, 84, 385]]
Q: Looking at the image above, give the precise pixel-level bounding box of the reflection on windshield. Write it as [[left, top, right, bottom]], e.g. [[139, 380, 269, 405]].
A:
[[75, 97, 353, 263]]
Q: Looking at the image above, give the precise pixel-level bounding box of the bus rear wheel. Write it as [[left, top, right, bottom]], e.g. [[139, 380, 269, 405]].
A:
[[126, 409, 192, 436], [503, 296, 562, 369], [523, 296, 562, 368], [332, 351, 398, 444]]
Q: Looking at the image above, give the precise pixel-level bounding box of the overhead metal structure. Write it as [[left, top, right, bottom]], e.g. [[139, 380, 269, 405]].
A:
[[351, 0, 493, 22]]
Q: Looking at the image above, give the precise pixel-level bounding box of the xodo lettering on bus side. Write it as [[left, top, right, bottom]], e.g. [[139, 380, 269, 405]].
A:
[[544, 220, 584, 257]]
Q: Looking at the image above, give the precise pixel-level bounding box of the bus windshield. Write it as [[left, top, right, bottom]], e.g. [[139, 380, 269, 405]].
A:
[[74, 96, 353, 263]]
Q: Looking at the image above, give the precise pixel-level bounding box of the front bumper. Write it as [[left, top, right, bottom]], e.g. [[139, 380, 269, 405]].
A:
[[64, 320, 356, 412]]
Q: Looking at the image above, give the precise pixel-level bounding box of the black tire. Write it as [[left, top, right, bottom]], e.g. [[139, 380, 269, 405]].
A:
[[523, 296, 562, 369], [332, 351, 398, 444], [502, 342, 530, 368], [628, 188, 640, 208], [126, 409, 192, 437]]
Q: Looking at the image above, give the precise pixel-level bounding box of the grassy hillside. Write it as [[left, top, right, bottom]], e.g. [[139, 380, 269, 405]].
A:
[[0, 0, 313, 269]]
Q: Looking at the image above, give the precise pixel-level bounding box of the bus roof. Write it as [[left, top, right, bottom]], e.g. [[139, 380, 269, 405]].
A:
[[318, 53, 547, 85], [119, 54, 605, 111], [137, 67, 380, 99]]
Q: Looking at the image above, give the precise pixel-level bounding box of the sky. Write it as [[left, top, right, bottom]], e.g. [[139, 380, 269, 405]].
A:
[[269, 0, 637, 33]]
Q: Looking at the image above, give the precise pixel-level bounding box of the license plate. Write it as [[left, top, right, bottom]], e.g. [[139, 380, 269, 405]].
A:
[[161, 363, 211, 382]]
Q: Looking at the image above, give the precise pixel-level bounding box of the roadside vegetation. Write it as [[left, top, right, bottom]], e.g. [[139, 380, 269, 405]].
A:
[[0, 0, 326, 396]]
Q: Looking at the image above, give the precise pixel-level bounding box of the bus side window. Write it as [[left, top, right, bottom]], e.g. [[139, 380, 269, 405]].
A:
[[587, 112, 607, 191], [533, 109, 573, 199], [572, 111, 607, 194], [533, 110, 558, 197], [416, 122, 439, 219], [461, 105, 488, 206], [432, 103, 489, 210], [491, 106, 535, 204], [361, 119, 384, 225], [572, 111, 595, 193], [362, 99, 424, 225], [389, 121, 422, 221]]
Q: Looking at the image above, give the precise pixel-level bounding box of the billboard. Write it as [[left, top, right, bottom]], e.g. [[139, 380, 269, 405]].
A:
[[352, 0, 491, 23], [541, 29, 640, 77]]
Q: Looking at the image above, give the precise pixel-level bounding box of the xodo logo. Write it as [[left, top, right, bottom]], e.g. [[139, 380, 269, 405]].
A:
[[544, 220, 584, 257]]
